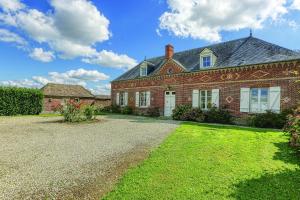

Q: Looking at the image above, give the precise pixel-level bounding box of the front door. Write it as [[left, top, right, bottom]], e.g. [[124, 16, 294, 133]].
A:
[[164, 91, 176, 117]]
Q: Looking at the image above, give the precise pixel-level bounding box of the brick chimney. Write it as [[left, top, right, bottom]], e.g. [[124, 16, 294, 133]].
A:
[[165, 44, 174, 59]]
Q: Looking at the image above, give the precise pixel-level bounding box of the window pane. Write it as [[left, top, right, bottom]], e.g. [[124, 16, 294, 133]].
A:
[[260, 88, 269, 112], [251, 89, 259, 112], [203, 56, 211, 67], [207, 91, 212, 108], [200, 91, 206, 109], [140, 92, 147, 106]]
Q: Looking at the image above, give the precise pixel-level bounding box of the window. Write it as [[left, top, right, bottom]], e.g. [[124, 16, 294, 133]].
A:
[[139, 92, 147, 107], [75, 98, 80, 103], [140, 65, 147, 76], [250, 88, 269, 113], [48, 98, 52, 103], [200, 90, 212, 110], [120, 92, 126, 106], [202, 56, 211, 67]]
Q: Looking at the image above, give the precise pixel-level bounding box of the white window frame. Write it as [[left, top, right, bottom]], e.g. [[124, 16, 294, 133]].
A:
[[139, 91, 148, 107], [140, 63, 147, 77], [200, 53, 213, 68], [119, 92, 126, 107], [250, 88, 269, 113], [199, 90, 212, 110]]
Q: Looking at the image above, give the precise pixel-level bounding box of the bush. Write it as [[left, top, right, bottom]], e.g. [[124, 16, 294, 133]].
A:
[[58, 100, 83, 122], [284, 106, 300, 147], [146, 107, 160, 117], [172, 105, 205, 122], [204, 106, 233, 124], [83, 105, 96, 120], [121, 106, 133, 115], [172, 104, 192, 120], [0, 87, 43, 116], [111, 105, 121, 113], [95, 106, 111, 115], [247, 109, 293, 129]]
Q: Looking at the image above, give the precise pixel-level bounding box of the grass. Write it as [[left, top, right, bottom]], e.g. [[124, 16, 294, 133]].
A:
[[103, 123, 300, 200]]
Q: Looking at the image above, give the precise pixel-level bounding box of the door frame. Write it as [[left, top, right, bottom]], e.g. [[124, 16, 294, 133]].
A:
[[164, 91, 176, 117]]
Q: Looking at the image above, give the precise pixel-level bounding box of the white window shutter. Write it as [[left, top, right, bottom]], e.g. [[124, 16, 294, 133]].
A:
[[146, 91, 151, 107], [124, 92, 128, 106], [192, 90, 199, 108], [269, 87, 281, 113], [212, 89, 219, 108], [240, 88, 250, 112], [135, 92, 139, 107], [116, 93, 120, 106]]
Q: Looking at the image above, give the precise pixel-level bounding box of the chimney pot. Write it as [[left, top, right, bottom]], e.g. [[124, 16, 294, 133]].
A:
[[165, 44, 174, 59]]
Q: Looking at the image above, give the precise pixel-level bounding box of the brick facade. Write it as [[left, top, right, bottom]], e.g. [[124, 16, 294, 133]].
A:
[[43, 97, 95, 112], [111, 60, 300, 116]]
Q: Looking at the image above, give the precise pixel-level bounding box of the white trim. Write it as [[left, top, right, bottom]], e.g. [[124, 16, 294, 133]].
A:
[[192, 90, 199, 108], [140, 62, 148, 77], [212, 89, 219, 108]]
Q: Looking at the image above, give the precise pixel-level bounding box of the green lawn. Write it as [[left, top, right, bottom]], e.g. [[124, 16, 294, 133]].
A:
[[103, 123, 300, 200]]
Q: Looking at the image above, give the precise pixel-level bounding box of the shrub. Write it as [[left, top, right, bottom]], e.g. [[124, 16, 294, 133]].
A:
[[121, 106, 133, 115], [83, 105, 96, 120], [247, 109, 293, 129], [181, 108, 205, 122], [58, 100, 83, 122], [111, 105, 121, 113], [204, 106, 233, 124], [146, 107, 160, 117], [0, 87, 43, 116], [172, 104, 192, 120], [172, 105, 205, 122], [95, 106, 111, 115], [284, 106, 300, 147]]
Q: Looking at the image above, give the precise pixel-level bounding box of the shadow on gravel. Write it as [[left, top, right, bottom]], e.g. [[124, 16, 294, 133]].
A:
[[104, 114, 178, 125]]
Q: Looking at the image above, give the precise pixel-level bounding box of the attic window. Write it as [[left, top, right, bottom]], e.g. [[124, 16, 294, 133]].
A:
[[200, 48, 215, 69], [140, 63, 147, 77]]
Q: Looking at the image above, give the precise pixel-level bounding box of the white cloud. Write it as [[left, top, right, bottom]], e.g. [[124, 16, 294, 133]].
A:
[[82, 50, 138, 70], [0, 0, 136, 67], [159, 0, 288, 42], [0, 79, 40, 88], [90, 84, 111, 95], [1, 68, 109, 89], [0, 28, 26, 45], [291, 0, 300, 10], [29, 48, 55, 62], [0, 0, 24, 12]]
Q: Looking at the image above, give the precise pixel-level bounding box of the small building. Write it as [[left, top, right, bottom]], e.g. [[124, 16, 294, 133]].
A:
[[111, 36, 300, 117], [94, 95, 111, 107], [41, 83, 95, 112]]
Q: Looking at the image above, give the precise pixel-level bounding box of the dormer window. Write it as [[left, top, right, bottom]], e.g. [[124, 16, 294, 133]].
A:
[[200, 48, 216, 69], [202, 56, 211, 67], [140, 63, 147, 77]]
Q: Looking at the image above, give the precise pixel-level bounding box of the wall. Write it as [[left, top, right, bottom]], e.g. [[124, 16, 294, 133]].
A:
[[111, 60, 300, 116], [43, 97, 95, 112]]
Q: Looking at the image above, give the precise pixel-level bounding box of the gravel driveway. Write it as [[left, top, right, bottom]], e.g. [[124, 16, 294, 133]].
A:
[[0, 115, 178, 199]]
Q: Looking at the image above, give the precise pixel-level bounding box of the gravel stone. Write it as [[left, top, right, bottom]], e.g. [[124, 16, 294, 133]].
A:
[[0, 115, 178, 199]]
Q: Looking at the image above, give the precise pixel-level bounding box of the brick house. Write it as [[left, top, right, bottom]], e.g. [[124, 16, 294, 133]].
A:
[[41, 83, 96, 112], [111, 36, 300, 117]]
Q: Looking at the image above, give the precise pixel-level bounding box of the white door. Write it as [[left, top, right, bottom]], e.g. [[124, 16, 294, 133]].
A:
[[164, 91, 176, 117]]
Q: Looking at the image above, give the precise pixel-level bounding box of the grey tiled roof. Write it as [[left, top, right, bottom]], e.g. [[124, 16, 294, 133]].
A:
[[114, 36, 300, 81]]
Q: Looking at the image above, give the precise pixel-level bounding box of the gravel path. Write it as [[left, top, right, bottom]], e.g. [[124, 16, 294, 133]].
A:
[[0, 115, 178, 199]]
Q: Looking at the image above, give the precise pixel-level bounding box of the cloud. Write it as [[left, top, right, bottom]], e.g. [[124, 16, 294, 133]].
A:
[[82, 50, 138, 70], [0, 0, 136, 68], [0, 0, 24, 12], [159, 0, 288, 42], [291, 0, 300, 10], [29, 48, 55, 62], [1, 68, 109, 89], [89, 84, 111, 95], [0, 28, 26, 45]]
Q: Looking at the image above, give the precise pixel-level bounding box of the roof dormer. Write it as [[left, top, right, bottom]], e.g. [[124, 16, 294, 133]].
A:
[[140, 61, 148, 77], [200, 48, 216, 69]]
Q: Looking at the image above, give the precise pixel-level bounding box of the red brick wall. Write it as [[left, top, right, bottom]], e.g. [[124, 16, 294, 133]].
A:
[[112, 60, 300, 116], [43, 97, 95, 112]]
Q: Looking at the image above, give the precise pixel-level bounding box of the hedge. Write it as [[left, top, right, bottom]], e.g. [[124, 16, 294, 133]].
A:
[[0, 87, 43, 116]]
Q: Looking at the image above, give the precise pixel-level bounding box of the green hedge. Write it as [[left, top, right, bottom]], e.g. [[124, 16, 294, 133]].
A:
[[0, 87, 43, 116]]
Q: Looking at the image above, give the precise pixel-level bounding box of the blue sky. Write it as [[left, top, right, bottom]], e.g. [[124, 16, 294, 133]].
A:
[[0, 0, 300, 94]]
